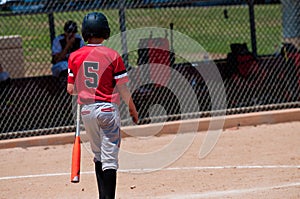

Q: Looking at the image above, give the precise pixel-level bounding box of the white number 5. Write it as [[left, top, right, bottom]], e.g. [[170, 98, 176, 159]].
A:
[[84, 61, 99, 88]]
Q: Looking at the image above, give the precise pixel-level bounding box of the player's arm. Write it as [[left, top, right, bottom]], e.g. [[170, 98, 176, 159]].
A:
[[67, 83, 77, 95], [117, 83, 138, 124], [52, 33, 76, 64], [67, 58, 77, 95]]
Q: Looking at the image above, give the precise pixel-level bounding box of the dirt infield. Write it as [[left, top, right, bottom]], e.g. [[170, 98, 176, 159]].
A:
[[0, 118, 300, 198]]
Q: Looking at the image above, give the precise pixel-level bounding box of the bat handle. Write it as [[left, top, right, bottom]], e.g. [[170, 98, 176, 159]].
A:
[[76, 104, 80, 136]]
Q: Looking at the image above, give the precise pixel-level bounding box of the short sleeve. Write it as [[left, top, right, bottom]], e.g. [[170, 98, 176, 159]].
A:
[[52, 36, 62, 55], [113, 55, 128, 85], [67, 55, 75, 84]]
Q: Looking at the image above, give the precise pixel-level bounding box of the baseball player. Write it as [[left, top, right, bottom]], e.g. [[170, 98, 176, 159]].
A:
[[67, 12, 138, 199]]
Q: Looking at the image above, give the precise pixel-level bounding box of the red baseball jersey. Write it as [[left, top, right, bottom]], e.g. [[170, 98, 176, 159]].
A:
[[68, 44, 128, 105]]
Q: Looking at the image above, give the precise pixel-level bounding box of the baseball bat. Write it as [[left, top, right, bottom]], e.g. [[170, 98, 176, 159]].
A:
[[71, 104, 81, 183]]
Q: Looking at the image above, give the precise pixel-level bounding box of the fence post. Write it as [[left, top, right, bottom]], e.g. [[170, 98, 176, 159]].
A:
[[248, 0, 257, 57], [119, 0, 129, 68], [119, 0, 129, 69], [48, 12, 55, 48]]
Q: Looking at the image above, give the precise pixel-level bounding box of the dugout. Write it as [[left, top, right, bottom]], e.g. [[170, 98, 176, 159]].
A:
[[0, 0, 299, 138]]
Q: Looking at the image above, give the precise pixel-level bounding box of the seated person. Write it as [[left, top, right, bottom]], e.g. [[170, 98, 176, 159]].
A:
[[0, 64, 10, 82], [51, 20, 85, 77]]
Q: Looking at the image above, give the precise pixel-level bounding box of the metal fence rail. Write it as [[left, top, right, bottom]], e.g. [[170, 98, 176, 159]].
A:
[[0, 0, 299, 139]]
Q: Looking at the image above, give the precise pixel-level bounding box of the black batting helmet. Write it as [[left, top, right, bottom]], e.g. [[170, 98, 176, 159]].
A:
[[64, 20, 78, 33], [81, 12, 110, 42]]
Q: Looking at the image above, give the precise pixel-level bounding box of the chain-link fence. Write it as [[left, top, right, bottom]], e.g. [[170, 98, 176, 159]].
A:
[[0, 0, 299, 139]]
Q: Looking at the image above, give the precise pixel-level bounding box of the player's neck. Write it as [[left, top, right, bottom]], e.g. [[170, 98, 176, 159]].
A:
[[88, 38, 104, 45]]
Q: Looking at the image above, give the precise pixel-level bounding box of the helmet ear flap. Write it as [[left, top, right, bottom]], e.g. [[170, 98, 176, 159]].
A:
[[102, 29, 110, 40], [82, 32, 88, 42]]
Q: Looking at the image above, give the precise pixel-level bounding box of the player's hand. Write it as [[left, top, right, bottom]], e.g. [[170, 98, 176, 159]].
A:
[[130, 108, 138, 124], [66, 33, 75, 45]]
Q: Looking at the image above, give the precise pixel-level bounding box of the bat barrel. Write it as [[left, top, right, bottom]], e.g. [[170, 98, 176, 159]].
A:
[[71, 130, 81, 183]]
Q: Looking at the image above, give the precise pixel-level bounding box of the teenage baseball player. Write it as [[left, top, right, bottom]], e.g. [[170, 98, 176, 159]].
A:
[[67, 12, 138, 199]]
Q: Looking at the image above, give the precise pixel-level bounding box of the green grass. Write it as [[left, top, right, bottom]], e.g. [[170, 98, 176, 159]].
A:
[[254, 4, 283, 54], [0, 4, 283, 76]]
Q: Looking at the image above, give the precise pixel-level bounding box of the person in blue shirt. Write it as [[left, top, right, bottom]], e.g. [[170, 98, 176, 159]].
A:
[[51, 20, 85, 77], [0, 64, 10, 82]]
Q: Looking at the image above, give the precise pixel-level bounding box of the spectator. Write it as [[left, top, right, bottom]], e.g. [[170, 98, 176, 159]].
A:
[[0, 64, 10, 82], [51, 20, 85, 77]]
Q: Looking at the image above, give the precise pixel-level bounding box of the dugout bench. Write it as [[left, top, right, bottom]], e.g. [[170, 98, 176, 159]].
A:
[[0, 46, 299, 136]]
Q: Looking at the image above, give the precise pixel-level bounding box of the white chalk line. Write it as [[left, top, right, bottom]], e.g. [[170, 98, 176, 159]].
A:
[[121, 165, 300, 173], [0, 165, 299, 181], [155, 182, 300, 199]]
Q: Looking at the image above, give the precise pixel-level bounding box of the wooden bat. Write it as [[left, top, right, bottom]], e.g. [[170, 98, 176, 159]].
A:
[[71, 104, 81, 183]]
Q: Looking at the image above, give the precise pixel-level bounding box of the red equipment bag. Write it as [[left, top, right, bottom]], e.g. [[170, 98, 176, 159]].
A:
[[137, 25, 175, 87], [227, 43, 258, 78]]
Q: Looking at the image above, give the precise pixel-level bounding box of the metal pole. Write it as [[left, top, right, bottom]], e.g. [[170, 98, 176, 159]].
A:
[[48, 12, 55, 48], [248, 0, 257, 57], [119, 0, 129, 69]]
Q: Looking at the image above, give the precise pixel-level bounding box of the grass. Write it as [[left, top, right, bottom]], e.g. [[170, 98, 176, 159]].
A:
[[0, 4, 283, 76]]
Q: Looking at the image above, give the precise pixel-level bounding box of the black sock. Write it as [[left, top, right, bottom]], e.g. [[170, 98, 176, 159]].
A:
[[103, 169, 117, 199], [95, 161, 105, 199]]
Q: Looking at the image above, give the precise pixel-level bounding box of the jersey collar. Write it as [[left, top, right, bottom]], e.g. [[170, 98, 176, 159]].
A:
[[87, 44, 103, 47]]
